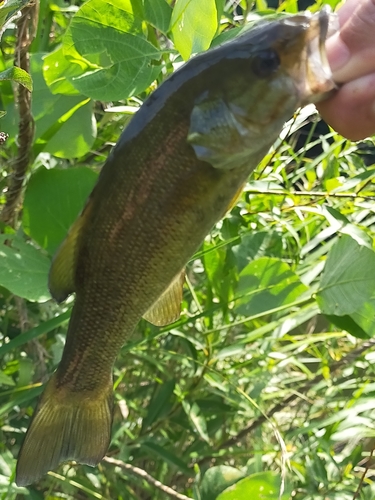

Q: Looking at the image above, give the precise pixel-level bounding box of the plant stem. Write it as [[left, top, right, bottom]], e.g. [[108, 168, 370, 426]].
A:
[[1, 3, 36, 227], [103, 456, 192, 500]]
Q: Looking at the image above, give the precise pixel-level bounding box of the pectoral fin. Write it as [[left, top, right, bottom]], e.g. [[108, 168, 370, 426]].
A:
[[49, 200, 93, 303], [143, 270, 185, 326]]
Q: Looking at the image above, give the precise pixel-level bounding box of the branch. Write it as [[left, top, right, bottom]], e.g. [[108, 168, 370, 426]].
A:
[[244, 188, 375, 201], [197, 339, 375, 466], [103, 456, 192, 500], [1, 2, 37, 227]]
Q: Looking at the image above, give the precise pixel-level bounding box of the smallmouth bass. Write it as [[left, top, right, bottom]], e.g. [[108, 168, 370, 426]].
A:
[[16, 9, 336, 485]]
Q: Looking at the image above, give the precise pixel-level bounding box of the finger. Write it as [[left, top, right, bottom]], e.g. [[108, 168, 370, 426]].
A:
[[316, 72, 375, 141], [327, 0, 375, 82]]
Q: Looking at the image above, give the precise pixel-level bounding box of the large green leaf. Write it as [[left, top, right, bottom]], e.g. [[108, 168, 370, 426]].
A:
[[235, 257, 309, 316], [143, 0, 172, 33], [62, 0, 162, 100], [350, 299, 375, 338], [316, 235, 375, 316], [198, 466, 245, 500], [325, 314, 369, 339], [0, 235, 50, 302], [43, 46, 82, 96], [22, 167, 98, 256], [217, 472, 291, 500], [170, 0, 218, 60], [1, 54, 96, 158]]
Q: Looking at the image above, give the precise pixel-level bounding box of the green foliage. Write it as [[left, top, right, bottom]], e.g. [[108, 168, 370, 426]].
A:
[[0, 234, 50, 302], [1, 0, 375, 499], [62, 0, 162, 100], [199, 465, 245, 499], [217, 472, 291, 499], [170, 0, 218, 60], [23, 167, 98, 255]]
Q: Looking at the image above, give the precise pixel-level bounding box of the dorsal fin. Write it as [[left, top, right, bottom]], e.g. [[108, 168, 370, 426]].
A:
[[143, 270, 185, 326], [48, 200, 93, 303]]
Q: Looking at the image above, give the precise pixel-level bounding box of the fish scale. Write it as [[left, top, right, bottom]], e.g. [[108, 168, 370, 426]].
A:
[[16, 8, 337, 486]]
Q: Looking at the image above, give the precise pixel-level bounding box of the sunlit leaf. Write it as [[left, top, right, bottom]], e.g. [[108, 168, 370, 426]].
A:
[[0, 66, 32, 90], [62, 0, 162, 100], [0, 235, 50, 302], [317, 235, 375, 315], [23, 166, 98, 256], [199, 465, 245, 500], [235, 257, 309, 316], [217, 472, 291, 500], [170, 0, 218, 59]]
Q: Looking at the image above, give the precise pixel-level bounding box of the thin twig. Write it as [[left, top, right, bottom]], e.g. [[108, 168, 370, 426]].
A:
[[1, 2, 37, 227], [197, 339, 375, 466], [245, 188, 375, 200], [103, 456, 192, 500], [353, 447, 375, 500]]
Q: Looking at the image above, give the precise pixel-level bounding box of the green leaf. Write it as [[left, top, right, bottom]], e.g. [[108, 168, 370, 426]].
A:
[[0, 310, 71, 358], [0, 0, 29, 31], [43, 46, 82, 95], [325, 315, 369, 339], [232, 231, 283, 272], [235, 257, 309, 316], [63, 0, 162, 100], [142, 379, 176, 429], [33, 97, 92, 157], [199, 466, 245, 500], [170, 0, 218, 60], [0, 67, 32, 91], [0, 371, 15, 387], [22, 166, 98, 256], [182, 400, 210, 443], [0, 235, 50, 302], [0, 385, 43, 419], [141, 441, 192, 475], [1, 54, 96, 158], [217, 472, 291, 500], [316, 235, 375, 315], [143, 0, 172, 33], [350, 299, 375, 338], [33, 54, 96, 158]]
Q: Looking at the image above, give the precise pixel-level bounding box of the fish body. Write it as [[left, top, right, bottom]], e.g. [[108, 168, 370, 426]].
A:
[[16, 9, 336, 486]]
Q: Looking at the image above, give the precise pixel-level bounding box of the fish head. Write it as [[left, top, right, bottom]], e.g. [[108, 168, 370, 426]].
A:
[[188, 8, 337, 170]]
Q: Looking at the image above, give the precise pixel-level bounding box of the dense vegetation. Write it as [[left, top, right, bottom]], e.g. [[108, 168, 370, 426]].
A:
[[1, 0, 375, 498]]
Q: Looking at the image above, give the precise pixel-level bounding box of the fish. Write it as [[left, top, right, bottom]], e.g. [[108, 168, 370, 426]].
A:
[[16, 8, 336, 486]]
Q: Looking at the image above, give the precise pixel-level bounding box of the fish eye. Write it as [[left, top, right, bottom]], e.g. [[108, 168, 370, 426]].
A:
[[252, 49, 280, 78]]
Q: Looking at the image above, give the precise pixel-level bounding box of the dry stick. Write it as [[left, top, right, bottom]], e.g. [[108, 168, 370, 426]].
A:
[[353, 447, 375, 500], [103, 456, 192, 500], [244, 188, 375, 200], [1, 3, 36, 227], [197, 339, 375, 467]]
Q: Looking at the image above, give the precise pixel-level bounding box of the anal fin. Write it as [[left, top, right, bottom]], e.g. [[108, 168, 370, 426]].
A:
[[143, 270, 185, 326]]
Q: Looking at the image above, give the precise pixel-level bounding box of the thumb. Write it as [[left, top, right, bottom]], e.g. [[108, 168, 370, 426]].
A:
[[326, 0, 375, 83]]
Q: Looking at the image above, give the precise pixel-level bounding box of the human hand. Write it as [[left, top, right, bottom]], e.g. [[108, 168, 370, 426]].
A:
[[316, 0, 375, 140]]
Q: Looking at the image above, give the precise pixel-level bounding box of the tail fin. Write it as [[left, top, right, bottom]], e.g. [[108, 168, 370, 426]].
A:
[[16, 373, 113, 487]]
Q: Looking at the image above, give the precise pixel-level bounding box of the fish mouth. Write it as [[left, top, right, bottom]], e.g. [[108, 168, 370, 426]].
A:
[[290, 6, 338, 104]]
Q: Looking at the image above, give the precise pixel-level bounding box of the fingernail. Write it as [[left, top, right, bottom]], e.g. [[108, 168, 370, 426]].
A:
[[325, 33, 351, 81]]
